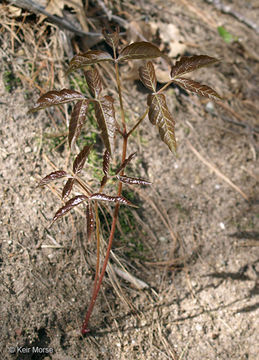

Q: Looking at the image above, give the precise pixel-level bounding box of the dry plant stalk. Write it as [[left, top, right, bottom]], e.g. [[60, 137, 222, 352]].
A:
[[30, 27, 222, 335]]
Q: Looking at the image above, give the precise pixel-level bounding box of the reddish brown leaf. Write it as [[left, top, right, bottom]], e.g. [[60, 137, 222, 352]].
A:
[[147, 93, 177, 154], [100, 175, 108, 188], [102, 27, 119, 50], [38, 170, 67, 187], [118, 42, 162, 62], [62, 178, 74, 200], [139, 61, 157, 92], [94, 96, 116, 154], [170, 55, 219, 79], [69, 99, 89, 148], [172, 78, 222, 100], [66, 50, 113, 74], [102, 150, 110, 175], [51, 195, 88, 224], [117, 175, 151, 185], [84, 68, 102, 98], [89, 193, 137, 207], [29, 89, 84, 112], [115, 152, 137, 175], [73, 144, 93, 174], [86, 203, 94, 242]]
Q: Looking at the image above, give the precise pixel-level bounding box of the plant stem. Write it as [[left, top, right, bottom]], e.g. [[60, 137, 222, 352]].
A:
[[81, 136, 127, 335], [115, 61, 126, 133], [157, 80, 173, 94], [81, 61, 128, 335], [92, 201, 100, 294], [127, 108, 148, 137]]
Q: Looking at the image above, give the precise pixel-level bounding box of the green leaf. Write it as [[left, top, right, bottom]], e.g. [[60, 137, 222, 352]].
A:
[[217, 26, 236, 43]]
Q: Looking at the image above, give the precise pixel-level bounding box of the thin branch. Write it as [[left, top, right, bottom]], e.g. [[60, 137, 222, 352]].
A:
[[8, 0, 103, 37]]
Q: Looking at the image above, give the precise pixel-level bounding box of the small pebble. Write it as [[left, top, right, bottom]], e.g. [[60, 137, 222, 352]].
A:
[[196, 324, 203, 331], [24, 146, 31, 153], [219, 222, 225, 230], [205, 101, 215, 114]]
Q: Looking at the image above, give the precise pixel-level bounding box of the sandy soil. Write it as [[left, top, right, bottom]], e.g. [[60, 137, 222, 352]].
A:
[[1, 1, 258, 359]]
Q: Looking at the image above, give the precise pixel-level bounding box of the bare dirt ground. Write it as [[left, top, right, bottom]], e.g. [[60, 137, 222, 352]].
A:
[[1, 1, 258, 359]]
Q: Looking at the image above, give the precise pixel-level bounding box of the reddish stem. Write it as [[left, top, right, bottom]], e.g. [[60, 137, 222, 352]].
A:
[[81, 136, 127, 335]]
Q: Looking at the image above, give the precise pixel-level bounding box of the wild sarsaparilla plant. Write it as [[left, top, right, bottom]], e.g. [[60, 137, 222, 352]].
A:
[[30, 27, 222, 335]]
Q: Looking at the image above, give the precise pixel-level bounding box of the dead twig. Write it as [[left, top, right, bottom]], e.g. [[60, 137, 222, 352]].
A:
[[8, 0, 103, 38]]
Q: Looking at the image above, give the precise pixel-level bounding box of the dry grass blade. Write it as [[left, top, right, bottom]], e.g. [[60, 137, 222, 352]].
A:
[[112, 265, 149, 290], [86, 203, 94, 242], [187, 140, 249, 201]]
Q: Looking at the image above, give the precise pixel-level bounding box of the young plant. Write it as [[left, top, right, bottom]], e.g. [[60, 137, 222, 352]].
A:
[[30, 27, 222, 335]]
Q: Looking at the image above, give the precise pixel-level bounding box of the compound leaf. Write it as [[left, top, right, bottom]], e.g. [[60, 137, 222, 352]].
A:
[[73, 144, 93, 174], [89, 193, 137, 207], [118, 42, 162, 62], [170, 55, 219, 79], [172, 78, 222, 100], [94, 96, 116, 154], [139, 61, 157, 92], [115, 152, 137, 175], [66, 50, 113, 74], [38, 170, 67, 187], [51, 195, 88, 224], [84, 68, 102, 98], [117, 175, 151, 185], [62, 178, 74, 200], [147, 93, 176, 154], [29, 89, 84, 112], [69, 99, 89, 148]]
